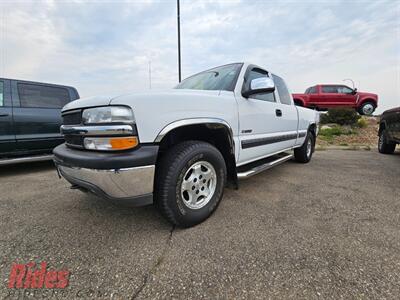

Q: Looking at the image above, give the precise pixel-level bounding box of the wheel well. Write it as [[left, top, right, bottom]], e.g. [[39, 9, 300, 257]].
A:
[[157, 124, 237, 188], [359, 98, 377, 107], [308, 123, 317, 140]]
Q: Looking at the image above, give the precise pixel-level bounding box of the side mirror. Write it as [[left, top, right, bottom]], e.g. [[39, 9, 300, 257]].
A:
[[242, 77, 275, 98], [352, 88, 358, 95]]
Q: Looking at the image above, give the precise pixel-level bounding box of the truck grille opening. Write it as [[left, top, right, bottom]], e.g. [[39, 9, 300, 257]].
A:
[[64, 135, 84, 148], [62, 110, 82, 125]]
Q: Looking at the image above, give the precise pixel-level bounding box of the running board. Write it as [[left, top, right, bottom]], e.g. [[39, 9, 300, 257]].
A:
[[0, 154, 53, 166], [237, 153, 293, 179]]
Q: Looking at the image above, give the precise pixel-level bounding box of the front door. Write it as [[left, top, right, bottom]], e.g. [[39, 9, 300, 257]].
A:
[[236, 67, 298, 166], [0, 79, 16, 155], [336, 85, 357, 106]]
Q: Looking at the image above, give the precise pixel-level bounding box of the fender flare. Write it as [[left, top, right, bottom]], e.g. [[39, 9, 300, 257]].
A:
[[154, 118, 238, 188], [154, 118, 234, 145], [378, 120, 387, 134]]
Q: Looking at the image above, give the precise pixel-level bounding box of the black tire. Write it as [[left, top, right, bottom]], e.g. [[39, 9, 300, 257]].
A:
[[378, 130, 396, 154], [358, 101, 376, 115], [155, 141, 226, 228], [294, 132, 315, 163]]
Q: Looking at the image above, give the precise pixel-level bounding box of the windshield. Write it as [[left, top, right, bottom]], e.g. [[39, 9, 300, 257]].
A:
[[175, 63, 242, 91]]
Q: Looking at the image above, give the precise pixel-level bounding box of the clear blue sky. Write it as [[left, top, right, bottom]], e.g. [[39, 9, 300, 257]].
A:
[[1, 0, 399, 112]]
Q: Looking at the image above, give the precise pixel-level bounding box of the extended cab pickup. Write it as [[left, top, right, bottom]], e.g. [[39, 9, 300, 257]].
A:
[[292, 84, 378, 115], [378, 107, 400, 154], [0, 78, 79, 165], [53, 63, 319, 227]]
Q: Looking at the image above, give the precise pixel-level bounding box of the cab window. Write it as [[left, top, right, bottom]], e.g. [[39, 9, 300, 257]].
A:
[[18, 83, 70, 108], [337, 86, 353, 94], [309, 86, 317, 94], [321, 86, 338, 93], [272, 74, 292, 105]]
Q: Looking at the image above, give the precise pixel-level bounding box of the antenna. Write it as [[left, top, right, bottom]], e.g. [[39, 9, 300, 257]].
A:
[[343, 78, 355, 89], [177, 0, 182, 82]]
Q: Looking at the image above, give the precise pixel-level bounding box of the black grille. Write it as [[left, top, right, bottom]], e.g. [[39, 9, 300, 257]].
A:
[[62, 111, 82, 125], [64, 135, 84, 148]]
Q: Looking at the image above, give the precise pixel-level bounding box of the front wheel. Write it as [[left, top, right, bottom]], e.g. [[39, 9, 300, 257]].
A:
[[294, 132, 315, 163], [155, 141, 226, 228], [358, 102, 376, 115], [378, 130, 396, 154]]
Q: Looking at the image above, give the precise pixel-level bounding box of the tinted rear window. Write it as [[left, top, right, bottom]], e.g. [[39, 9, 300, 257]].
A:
[[321, 86, 338, 93], [18, 83, 70, 108], [272, 74, 292, 105]]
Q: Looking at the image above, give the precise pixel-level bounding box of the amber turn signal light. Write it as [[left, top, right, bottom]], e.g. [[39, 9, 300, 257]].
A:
[[110, 137, 139, 150], [84, 136, 139, 151]]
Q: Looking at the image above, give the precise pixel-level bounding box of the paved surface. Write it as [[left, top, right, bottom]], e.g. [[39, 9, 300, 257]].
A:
[[0, 150, 399, 299]]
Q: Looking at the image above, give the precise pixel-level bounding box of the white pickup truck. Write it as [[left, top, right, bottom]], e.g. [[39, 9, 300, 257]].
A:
[[54, 63, 319, 227]]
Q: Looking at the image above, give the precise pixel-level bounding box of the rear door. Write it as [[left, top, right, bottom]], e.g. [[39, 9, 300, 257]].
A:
[[318, 85, 338, 107], [0, 79, 16, 155], [12, 81, 72, 152]]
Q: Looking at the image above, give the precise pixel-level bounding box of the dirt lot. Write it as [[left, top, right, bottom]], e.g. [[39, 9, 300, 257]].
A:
[[0, 150, 399, 299]]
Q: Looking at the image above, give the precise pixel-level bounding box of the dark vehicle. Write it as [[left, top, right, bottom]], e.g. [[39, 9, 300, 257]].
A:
[[0, 78, 79, 165], [378, 107, 400, 154]]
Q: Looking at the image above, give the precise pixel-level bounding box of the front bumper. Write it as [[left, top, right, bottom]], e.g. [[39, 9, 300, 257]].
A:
[[53, 144, 158, 206]]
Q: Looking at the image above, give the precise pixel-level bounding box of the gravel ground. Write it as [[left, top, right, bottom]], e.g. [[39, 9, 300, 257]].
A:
[[0, 150, 399, 299]]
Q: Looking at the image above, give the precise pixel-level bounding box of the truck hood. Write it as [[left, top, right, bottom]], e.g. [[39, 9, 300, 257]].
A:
[[62, 95, 115, 112], [358, 92, 378, 98], [62, 89, 223, 112]]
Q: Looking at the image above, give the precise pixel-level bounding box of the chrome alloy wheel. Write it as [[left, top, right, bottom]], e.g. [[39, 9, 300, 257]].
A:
[[180, 161, 217, 210], [362, 103, 374, 115], [306, 138, 312, 158]]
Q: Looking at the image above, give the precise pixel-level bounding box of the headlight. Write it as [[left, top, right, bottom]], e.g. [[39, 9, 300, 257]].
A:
[[82, 106, 134, 124]]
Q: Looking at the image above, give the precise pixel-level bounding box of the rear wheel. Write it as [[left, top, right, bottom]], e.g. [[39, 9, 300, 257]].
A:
[[155, 141, 226, 228], [378, 130, 396, 154], [294, 131, 315, 163], [358, 101, 375, 115]]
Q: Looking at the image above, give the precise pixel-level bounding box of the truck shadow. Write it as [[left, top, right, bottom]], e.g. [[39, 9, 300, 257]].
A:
[[72, 192, 172, 229], [0, 160, 55, 177]]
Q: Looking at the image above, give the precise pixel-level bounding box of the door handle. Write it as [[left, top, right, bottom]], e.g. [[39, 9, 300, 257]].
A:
[[0, 113, 9, 117], [275, 109, 282, 117]]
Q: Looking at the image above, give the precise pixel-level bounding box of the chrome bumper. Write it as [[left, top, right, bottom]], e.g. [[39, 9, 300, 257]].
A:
[[56, 163, 155, 206]]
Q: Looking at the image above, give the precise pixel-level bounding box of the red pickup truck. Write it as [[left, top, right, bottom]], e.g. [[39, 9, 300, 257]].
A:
[[292, 84, 378, 115]]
